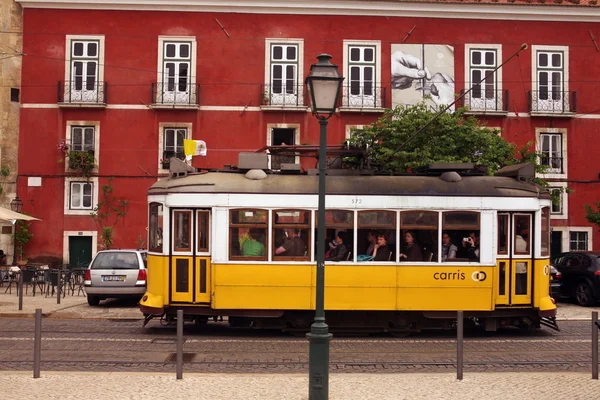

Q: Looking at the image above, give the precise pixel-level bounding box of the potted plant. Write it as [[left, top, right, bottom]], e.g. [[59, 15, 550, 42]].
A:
[[67, 150, 96, 177]]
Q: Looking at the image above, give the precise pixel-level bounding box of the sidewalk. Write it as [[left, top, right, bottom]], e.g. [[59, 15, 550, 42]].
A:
[[0, 289, 599, 320], [1, 371, 598, 399]]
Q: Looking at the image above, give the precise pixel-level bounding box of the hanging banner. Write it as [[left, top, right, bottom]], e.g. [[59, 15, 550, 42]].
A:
[[184, 139, 207, 160]]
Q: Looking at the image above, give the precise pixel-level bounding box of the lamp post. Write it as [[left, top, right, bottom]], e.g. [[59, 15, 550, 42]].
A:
[[305, 53, 344, 400], [10, 196, 23, 265]]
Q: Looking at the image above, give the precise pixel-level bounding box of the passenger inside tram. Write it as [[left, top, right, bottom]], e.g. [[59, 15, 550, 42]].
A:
[[325, 231, 351, 261], [241, 228, 266, 257], [399, 231, 423, 261], [372, 232, 392, 261], [274, 228, 307, 257]]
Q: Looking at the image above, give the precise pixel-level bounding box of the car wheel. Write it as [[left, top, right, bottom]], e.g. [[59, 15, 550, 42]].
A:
[[575, 282, 595, 307], [87, 296, 100, 306]]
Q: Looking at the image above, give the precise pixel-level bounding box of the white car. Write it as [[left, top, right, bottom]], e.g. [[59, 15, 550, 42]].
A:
[[84, 250, 147, 306]]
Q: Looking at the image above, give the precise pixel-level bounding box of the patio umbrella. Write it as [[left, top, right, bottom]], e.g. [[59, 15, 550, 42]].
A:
[[0, 206, 41, 222]]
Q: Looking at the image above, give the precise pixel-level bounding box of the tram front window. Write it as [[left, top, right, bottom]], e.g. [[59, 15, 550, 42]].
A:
[[148, 203, 163, 252]]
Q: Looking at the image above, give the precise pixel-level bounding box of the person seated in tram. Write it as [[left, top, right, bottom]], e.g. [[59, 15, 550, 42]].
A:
[[241, 228, 265, 257], [275, 228, 306, 257], [459, 231, 480, 261], [399, 231, 423, 261], [515, 228, 529, 253], [325, 231, 350, 261], [365, 230, 379, 256], [373, 232, 392, 262], [441, 232, 457, 261]]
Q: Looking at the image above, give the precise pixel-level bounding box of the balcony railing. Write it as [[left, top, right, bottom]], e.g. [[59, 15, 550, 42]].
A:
[[261, 84, 306, 107], [528, 90, 576, 114], [540, 156, 563, 174], [339, 85, 386, 109], [152, 82, 199, 107], [58, 81, 107, 105], [458, 89, 508, 113], [161, 151, 185, 170]]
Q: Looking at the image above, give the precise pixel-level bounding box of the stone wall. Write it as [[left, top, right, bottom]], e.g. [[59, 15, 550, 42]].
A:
[[0, 0, 22, 263]]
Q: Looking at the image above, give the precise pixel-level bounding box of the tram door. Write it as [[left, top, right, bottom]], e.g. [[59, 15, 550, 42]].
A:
[[495, 213, 533, 306], [170, 209, 212, 304]]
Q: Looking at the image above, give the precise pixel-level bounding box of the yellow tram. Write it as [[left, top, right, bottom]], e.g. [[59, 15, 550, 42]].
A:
[[140, 161, 557, 332]]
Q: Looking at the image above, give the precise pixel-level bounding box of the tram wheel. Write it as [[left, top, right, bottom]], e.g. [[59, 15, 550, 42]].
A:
[[194, 317, 208, 327], [575, 282, 595, 307]]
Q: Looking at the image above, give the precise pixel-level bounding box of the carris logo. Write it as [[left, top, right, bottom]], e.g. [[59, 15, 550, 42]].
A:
[[471, 271, 487, 282]]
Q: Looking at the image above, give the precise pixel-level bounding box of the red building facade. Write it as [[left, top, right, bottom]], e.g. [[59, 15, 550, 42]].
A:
[[16, 0, 600, 263]]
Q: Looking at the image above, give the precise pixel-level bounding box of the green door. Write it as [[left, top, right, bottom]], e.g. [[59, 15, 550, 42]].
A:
[[69, 236, 93, 267]]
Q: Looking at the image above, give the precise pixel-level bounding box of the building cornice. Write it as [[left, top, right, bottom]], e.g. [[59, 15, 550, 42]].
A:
[[16, 0, 600, 22]]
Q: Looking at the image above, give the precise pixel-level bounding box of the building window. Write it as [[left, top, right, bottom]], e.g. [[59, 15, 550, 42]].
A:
[[64, 36, 104, 103], [157, 37, 197, 105], [265, 39, 304, 106], [536, 128, 567, 179], [465, 45, 502, 112], [158, 123, 191, 171], [342, 41, 381, 109], [70, 182, 93, 209], [540, 133, 562, 173], [266, 124, 300, 170], [570, 231, 588, 251], [550, 188, 562, 215], [531, 46, 569, 113], [70, 126, 95, 153]]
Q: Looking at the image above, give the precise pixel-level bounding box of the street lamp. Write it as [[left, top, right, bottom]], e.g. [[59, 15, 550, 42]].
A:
[[10, 196, 23, 265], [305, 53, 344, 400]]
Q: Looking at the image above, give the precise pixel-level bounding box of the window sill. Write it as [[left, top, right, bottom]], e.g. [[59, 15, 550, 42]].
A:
[[150, 103, 200, 110], [64, 209, 94, 216], [260, 105, 309, 112], [339, 107, 387, 113], [464, 110, 508, 116], [530, 111, 575, 118], [58, 102, 106, 109]]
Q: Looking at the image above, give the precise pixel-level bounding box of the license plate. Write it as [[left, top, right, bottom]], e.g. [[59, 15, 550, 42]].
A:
[[102, 275, 125, 282]]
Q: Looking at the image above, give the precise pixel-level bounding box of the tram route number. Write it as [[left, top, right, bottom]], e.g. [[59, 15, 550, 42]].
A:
[[351, 198, 363, 205]]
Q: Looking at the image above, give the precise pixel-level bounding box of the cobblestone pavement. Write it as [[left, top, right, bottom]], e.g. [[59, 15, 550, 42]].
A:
[[1, 371, 599, 400]]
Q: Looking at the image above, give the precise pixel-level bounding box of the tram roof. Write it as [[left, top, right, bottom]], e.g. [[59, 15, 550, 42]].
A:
[[148, 172, 549, 199]]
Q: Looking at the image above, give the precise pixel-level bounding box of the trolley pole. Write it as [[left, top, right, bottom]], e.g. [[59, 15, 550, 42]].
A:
[[307, 118, 333, 400]]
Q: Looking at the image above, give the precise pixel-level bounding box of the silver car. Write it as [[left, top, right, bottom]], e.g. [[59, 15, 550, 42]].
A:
[[84, 250, 147, 306]]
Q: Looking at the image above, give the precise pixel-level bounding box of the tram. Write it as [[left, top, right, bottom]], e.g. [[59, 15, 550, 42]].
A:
[[140, 157, 557, 333]]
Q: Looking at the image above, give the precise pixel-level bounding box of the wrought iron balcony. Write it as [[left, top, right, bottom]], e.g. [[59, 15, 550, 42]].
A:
[[161, 151, 185, 170], [528, 90, 576, 114], [260, 84, 306, 108], [458, 89, 508, 113], [58, 81, 107, 106], [152, 82, 200, 108], [540, 156, 563, 174], [339, 85, 386, 109]]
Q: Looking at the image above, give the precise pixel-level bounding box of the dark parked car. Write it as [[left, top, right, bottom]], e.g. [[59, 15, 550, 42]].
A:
[[552, 251, 600, 306], [549, 265, 562, 300]]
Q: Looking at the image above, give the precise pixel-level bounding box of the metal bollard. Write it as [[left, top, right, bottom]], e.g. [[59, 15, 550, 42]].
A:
[[18, 269, 23, 311], [457, 310, 464, 380], [33, 308, 42, 378], [176, 309, 184, 380], [56, 270, 61, 305], [593, 311, 598, 380]]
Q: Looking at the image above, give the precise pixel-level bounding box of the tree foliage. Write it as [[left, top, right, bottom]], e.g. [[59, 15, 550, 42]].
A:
[[90, 177, 128, 249], [347, 103, 543, 176], [585, 203, 600, 232]]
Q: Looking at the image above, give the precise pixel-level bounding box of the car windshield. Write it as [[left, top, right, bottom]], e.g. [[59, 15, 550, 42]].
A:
[[90, 252, 139, 270]]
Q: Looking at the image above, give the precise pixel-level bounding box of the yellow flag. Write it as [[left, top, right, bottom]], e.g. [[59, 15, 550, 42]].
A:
[[184, 139, 207, 157]]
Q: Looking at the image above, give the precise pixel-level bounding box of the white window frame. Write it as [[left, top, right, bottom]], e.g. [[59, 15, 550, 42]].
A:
[[464, 44, 502, 112], [264, 39, 304, 107], [536, 127, 567, 179], [64, 35, 105, 103], [64, 177, 99, 216], [550, 226, 593, 253], [158, 122, 192, 173], [266, 123, 300, 169], [531, 45, 569, 113], [549, 182, 568, 220], [65, 121, 100, 173], [156, 36, 197, 105], [342, 40, 381, 109], [345, 124, 365, 140], [570, 230, 591, 251]]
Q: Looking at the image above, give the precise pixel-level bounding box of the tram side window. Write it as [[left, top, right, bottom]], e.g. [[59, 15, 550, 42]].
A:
[[497, 214, 509, 255], [197, 210, 210, 253], [230, 209, 267, 260], [173, 210, 192, 252], [357, 211, 396, 261], [273, 210, 310, 260], [400, 211, 438, 262], [541, 207, 550, 257], [320, 210, 354, 262], [148, 203, 163, 252], [442, 211, 480, 261]]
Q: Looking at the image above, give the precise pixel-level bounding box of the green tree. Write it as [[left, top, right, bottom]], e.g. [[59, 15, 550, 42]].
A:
[[585, 203, 600, 231], [13, 218, 33, 262], [90, 178, 128, 249]]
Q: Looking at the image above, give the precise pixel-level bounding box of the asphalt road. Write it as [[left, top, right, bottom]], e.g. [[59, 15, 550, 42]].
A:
[[0, 316, 595, 374]]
